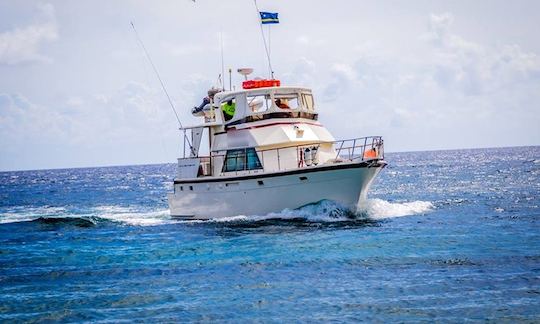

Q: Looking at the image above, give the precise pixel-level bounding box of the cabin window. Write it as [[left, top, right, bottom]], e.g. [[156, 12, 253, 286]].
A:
[[246, 148, 262, 170], [223, 148, 263, 172], [247, 95, 271, 113], [301, 93, 314, 110], [274, 93, 300, 110], [274, 93, 299, 109]]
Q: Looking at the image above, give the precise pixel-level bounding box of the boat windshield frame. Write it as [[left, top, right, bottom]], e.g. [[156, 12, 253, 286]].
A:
[[213, 87, 316, 124]]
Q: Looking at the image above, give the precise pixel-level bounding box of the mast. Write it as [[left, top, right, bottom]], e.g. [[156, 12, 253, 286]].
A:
[[252, 0, 274, 79]]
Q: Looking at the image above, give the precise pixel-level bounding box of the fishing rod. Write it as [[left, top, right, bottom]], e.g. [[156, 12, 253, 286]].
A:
[[130, 21, 194, 154]]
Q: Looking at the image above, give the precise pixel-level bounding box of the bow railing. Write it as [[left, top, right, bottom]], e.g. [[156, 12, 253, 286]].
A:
[[333, 136, 384, 162]]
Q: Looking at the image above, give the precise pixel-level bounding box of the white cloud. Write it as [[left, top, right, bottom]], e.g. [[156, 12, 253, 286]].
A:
[[65, 96, 83, 107], [422, 12, 540, 96], [425, 12, 455, 46], [281, 57, 317, 86], [162, 42, 203, 57], [0, 3, 58, 65], [0, 74, 216, 170], [322, 63, 357, 102], [317, 12, 540, 151], [295, 35, 326, 47]]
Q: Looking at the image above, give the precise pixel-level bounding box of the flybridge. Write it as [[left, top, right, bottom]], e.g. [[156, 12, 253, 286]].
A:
[[189, 85, 318, 131]]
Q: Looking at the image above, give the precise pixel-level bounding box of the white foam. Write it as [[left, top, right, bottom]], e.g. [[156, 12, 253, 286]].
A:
[[0, 206, 68, 224], [358, 198, 434, 219], [92, 205, 173, 226], [211, 199, 434, 223], [1, 199, 435, 226], [205, 200, 361, 223], [0, 205, 173, 227], [170, 198, 435, 224]]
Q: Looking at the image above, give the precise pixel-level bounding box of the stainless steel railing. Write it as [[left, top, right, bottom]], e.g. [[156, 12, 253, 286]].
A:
[[193, 136, 384, 177], [333, 136, 384, 162]]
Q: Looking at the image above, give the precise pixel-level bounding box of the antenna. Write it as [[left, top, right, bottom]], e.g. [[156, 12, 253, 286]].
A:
[[228, 68, 232, 91], [220, 31, 225, 90], [130, 21, 193, 154]]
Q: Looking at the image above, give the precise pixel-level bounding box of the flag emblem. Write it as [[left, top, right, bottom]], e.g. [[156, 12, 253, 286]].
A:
[[259, 12, 279, 24]]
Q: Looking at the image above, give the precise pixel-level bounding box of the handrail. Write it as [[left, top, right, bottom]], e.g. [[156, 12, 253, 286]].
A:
[[210, 135, 383, 153], [184, 136, 384, 177], [332, 136, 384, 162]]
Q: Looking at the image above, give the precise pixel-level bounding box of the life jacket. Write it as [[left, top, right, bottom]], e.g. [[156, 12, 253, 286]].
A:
[[222, 102, 236, 117], [363, 148, 377, 159]]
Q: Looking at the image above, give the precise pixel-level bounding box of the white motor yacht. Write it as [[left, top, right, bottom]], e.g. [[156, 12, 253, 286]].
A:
[[167, 75, 386, 219]]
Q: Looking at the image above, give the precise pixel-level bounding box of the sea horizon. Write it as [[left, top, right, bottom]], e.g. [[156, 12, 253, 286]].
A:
[[2, 144, 538, 173]]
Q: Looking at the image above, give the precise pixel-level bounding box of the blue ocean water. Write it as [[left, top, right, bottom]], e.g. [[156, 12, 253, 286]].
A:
[[1, 146, 539, 322]]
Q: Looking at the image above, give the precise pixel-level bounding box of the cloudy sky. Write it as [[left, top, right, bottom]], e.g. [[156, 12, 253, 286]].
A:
[[1, 0, 539, 171]]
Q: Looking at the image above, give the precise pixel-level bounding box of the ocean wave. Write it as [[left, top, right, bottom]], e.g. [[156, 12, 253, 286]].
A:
[[0, 199, 434, 227], [0, 206, 69, 224], [0, 205, 172, 227], [29, 216, 102, 227]]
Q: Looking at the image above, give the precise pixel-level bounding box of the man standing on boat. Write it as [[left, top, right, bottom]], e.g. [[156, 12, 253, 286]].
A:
[[192, 87, 221, 114]]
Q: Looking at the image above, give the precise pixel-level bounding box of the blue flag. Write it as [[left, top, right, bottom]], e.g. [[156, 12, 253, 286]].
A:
[[260, 12, 279, 24]]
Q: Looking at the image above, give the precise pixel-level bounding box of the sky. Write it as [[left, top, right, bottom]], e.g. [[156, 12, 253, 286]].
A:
[[0, 0, 539, 171]]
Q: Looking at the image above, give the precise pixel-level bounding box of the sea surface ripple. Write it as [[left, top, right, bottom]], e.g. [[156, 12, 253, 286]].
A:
[[0, 146, 539, 322]]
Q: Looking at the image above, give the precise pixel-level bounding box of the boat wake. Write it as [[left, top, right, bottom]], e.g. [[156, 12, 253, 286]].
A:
[[0, 199, 434, 227], [204, 200, 356, 224], [202, 198, 434, 224]]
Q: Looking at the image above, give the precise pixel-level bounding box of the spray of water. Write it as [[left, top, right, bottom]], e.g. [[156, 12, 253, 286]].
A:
[[195, 199, 434, 224], [0, 199, 434, 226], [357, 198, 435, 220]]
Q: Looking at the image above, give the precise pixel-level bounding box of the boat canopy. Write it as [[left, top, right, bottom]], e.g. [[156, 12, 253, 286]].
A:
[[190, 87, 316, 127]]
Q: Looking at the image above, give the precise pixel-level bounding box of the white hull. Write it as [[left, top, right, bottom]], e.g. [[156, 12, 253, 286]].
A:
[[168, 161, 385, 219]]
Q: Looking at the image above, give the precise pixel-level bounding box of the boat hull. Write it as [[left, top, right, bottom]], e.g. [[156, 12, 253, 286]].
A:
[[167, 161, 386, 219]]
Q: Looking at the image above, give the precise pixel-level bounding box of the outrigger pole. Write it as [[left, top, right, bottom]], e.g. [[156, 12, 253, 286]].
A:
[[130, 22, 194, 155], [252, 0, 274, 79]]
